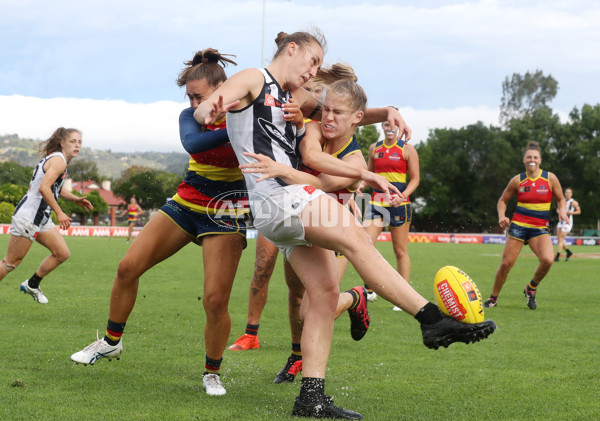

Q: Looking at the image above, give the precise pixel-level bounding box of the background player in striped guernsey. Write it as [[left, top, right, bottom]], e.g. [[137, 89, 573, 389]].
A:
[[0, 127, 93, 304], [554, 187, 581, 262], [71, 48, 249, 397], [483, 141, 567, 310], [121, 196, 143, 243]]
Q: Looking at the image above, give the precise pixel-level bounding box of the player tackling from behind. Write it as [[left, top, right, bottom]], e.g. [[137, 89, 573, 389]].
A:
[[71, 48, 248, 397]]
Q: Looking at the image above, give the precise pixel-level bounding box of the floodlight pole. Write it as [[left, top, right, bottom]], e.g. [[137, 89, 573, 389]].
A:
[[261, 0, 266, 67]]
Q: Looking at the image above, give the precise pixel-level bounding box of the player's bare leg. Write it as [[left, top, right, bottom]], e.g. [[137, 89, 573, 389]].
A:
[[523, 235, 554, 309], [228, 233, 278, 351]]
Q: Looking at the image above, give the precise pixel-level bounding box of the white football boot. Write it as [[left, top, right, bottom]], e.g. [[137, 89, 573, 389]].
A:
[[203, 373, 226, 396], [20, 280, 48, 304], [71, 331, 123, 365]]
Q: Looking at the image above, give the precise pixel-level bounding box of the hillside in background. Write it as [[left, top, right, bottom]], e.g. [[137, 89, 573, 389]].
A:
[[0, 134, 188, 179]]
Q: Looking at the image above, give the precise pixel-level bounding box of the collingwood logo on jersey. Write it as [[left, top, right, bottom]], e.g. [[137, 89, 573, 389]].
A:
[[257, 117, 295, 154]]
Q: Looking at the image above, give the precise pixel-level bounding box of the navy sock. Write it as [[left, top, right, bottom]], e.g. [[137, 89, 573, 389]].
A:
[[28, 273, 43, 289], [346, 288, 360, 310], [291, 342, 302, 358], [204, 356, 223, 375], [245, 323, 259, 336], [104, 319, 126, 346]]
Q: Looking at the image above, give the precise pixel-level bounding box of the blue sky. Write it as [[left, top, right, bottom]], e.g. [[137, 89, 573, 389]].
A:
[[1, 0, 599, 152]]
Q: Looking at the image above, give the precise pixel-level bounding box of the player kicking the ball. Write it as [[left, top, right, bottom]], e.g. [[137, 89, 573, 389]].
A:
[[195, 29, 497, 419]]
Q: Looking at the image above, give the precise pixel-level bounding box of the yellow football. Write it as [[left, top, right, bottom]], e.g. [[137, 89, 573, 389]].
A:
[[433, 266, 484, 324]]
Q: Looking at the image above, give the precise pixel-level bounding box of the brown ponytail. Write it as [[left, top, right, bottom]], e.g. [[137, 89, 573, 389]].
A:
[[39, 127, 81, 157], [273, 29, 327, 59], [177, 48, 237, 87]]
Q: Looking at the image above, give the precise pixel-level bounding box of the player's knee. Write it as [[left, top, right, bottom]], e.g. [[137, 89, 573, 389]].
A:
[[115, 258, 142, 284], [540, 256, 554, 268], [55, 249, 71, 263], [251, 271, 272, 290], [394, 247, 408, 260], [203, 292, 228, 316], [1, 258, 17, 273], [308, 285, 338, 309], [339, 229, 370, 258], [499, 259, 515, 272]]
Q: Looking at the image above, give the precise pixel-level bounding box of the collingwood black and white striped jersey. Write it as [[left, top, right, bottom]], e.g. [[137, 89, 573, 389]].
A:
[[565, 198, 575, 226], [227, 68, 298, 205], [13, 152, 67, 226]]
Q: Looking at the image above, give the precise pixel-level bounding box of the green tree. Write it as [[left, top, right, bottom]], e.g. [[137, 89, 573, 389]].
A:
[[113, 166, 180, 209], [554, 104, 600, 229], [415, 122, 510, 232], [59, 190, 109, 225], [0, 161, 32, 185], [0, 183, 28, 206], [68, 159, 101, 182], [416, 104, 599, 233], [0, 201, 15, 223], [500, 70, 558, 126], [355, 124, 379, 163]]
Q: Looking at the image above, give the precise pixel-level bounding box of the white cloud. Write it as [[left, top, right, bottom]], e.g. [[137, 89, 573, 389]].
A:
[[0, 95, 186, 152], [1, 95, 506, 152], [2, 0, 600, 109], [0, 0, 596, 153]]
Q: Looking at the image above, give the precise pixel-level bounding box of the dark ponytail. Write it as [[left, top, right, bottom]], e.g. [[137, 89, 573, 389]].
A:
[[523, 141, 542, 157], [177, 48, 237, 87]]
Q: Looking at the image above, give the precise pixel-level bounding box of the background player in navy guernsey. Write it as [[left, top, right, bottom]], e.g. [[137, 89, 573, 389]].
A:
[[195, 29, 496, 420], [1, 127, 93, 304], [484, 141, 567, 310], [71, 49, 248, 397]]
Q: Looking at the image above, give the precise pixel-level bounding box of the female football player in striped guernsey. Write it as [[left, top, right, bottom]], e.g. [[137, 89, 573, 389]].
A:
[[1, 127, 93, 304], [484, 141, 568, 310], [228, 74, 369, 385], [121, 196, 143, 243], [195, 29, 496, 419], [226, 79, 327, 354], [71, 48, 248, 396], [240, 65, 373, 385], [554, 187, 580, 262]]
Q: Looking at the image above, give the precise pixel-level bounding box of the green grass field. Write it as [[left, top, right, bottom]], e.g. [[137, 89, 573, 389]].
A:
[[1, 235, 598, 420]]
